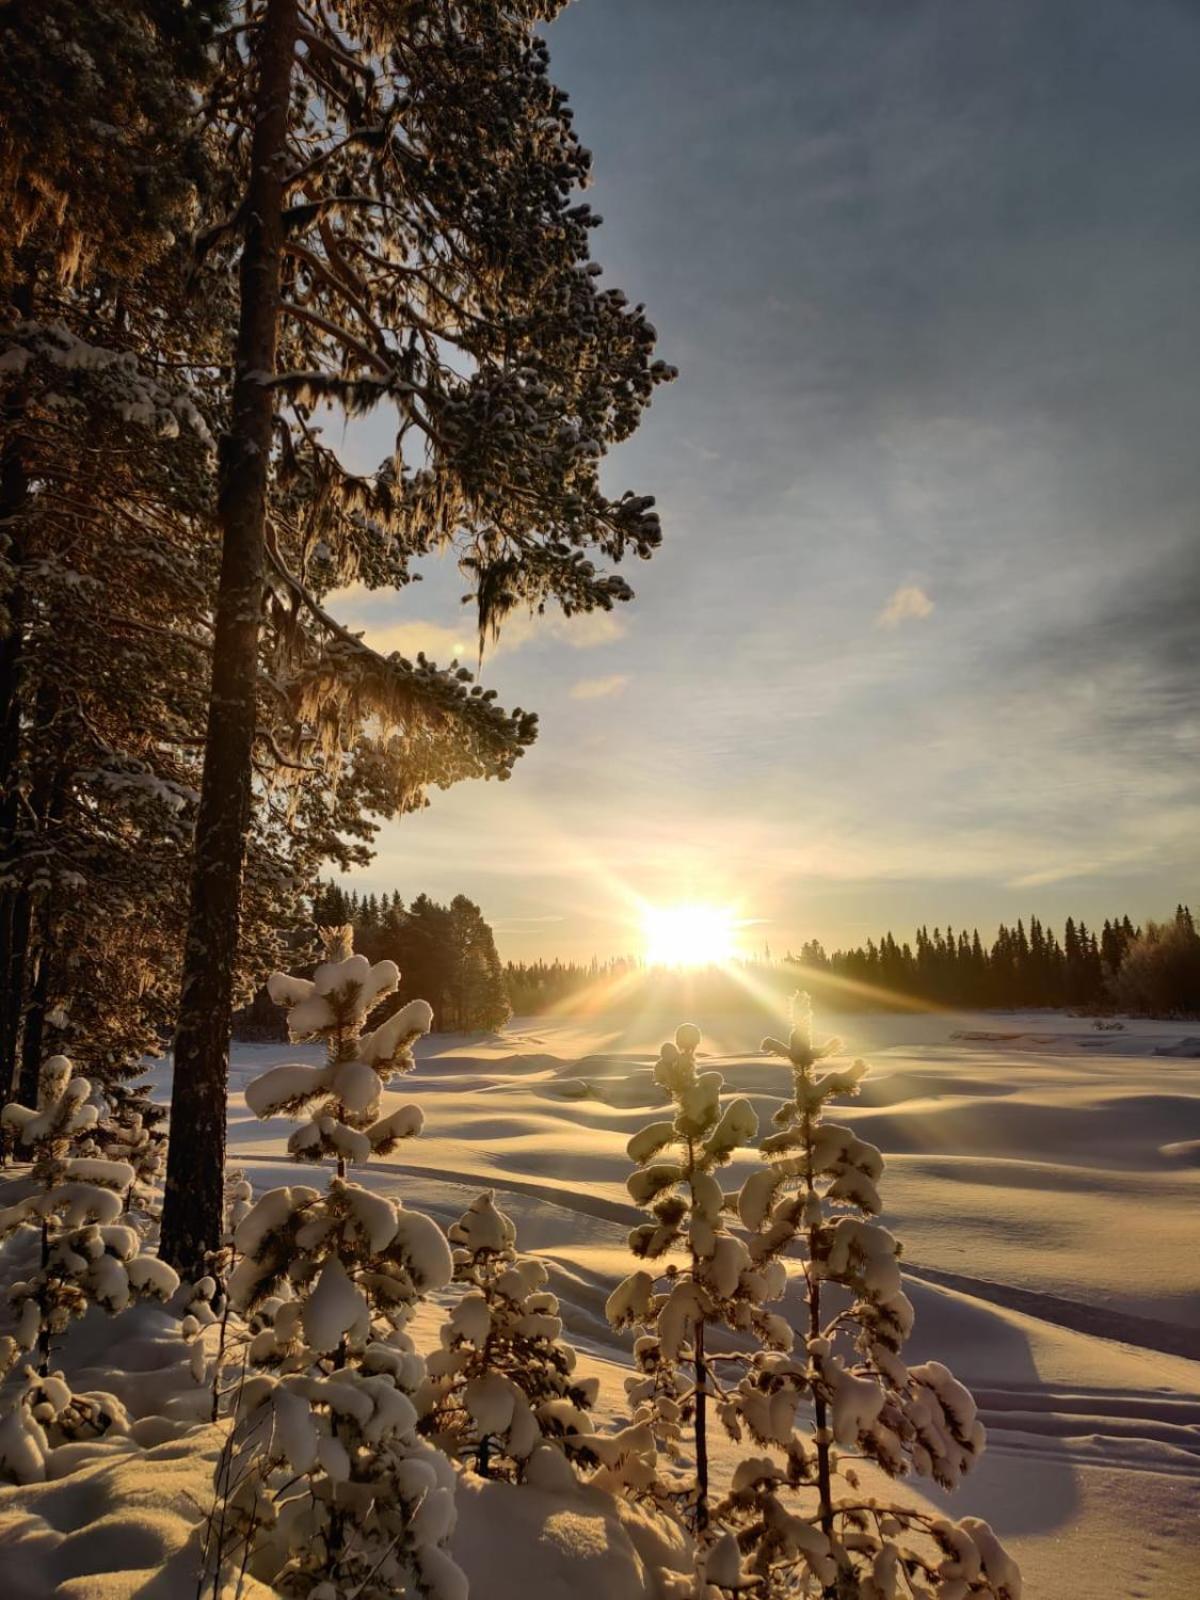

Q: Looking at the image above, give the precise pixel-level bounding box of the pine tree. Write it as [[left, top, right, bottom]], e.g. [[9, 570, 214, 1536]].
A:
[[0, 1055, 179, 1372], [0, 1055, 180, 1483], [718, 997, 1018, 1599], [87, 1080, 169, 1222], [607, 1023, 769, 1533], [245, 926, 432, 1176], [1110, 913, 1200, 1017], [420, 1189, 597, 1486], [163, 0, 673, 1275], [0, 0, 226, 1105], [447, 895, 512, 1032], [0, 292, 219, 1102], [221, 927, 463, 1597]]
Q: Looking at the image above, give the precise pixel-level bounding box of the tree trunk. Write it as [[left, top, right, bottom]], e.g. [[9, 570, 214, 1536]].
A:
[[693, 1315, 710, 1533], [809, 1262, 834, 1539], [159, 0, 298, 1278], [805, 1098, 837, 1598], [0, 888, 31, 1103], [686, 1139, 710, 1535], [0, 344, 30, 1103], [18, 903, 52, 1104], [14, 688, 69, 1105]]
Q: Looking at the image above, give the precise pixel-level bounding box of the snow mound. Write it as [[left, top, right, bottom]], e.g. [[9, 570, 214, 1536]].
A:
[[0, 1424, 272, 1598], [450, 1473, 691, 1600]]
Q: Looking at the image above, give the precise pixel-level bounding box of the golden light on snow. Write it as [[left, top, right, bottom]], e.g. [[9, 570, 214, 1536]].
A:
[[642, 903, 738, 968]]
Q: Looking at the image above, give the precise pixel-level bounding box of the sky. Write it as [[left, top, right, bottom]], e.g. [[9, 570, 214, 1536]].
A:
[[333, 0, 1200, 963]]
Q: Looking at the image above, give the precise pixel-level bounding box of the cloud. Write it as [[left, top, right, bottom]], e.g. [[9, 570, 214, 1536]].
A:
[[357, 619, 478, 662], [569, 673, 630, 701], [877, 583, 934, 628], [554, 611, 630, 650]]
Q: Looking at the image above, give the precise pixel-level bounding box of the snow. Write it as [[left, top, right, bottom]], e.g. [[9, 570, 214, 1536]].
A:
[[330, 1003, 1198, 1598], [273, 1383, 320, 1476], [3, 1001, 1199, 1597], [452, 1473, 688, 1599], [825, 1355, 886, 1447], [449, 1292, 492, 1346], [302, 1255, 370, 1351], [464, 1372, 516, 1436], [703, 1528, 751, 1588], [606, 1270, 654, 1328], [243, 1060, 327, 1117], [346, 1184, 399, 1253], [392, 1206, 454, 1292], [359, 997, 435, 1065]]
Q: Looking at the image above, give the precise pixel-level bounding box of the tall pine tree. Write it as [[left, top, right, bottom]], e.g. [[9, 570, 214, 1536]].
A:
[[161, 0, 672, 1274]]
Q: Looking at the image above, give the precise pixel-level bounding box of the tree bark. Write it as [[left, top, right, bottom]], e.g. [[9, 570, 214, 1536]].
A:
[[18, 894, 54, 1104], [14, 683, 69, 1105], [0, 322, 31, 1102], [686, 1137, 710, 1534], [804, 1093, 837, 1598], [0, 889, 31, 1103], [693, 1314, 710, 1533], [159, 0, 298, 1277]]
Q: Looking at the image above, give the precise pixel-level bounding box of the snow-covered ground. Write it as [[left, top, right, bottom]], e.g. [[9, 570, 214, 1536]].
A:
[[4, 997, 1198, 1597], [222, 999, 1199, 1599]]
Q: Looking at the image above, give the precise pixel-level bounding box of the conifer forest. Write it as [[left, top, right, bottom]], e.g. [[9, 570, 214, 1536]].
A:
[[0, 4, 1197, 1599]]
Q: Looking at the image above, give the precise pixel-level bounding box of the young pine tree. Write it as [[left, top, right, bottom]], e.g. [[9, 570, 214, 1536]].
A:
[[221, 929, 464, 1599], [420, 1189, 596, 1487], [607, 1023, 777, 1534], [87, 1080, 169, 1223], [0, 1055, 180, 1483], [245, 925, 433, 1175], [716, 997, 1020, 1600]]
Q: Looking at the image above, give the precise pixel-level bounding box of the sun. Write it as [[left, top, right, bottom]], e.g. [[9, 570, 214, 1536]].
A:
[[642, 903, 738, 968]]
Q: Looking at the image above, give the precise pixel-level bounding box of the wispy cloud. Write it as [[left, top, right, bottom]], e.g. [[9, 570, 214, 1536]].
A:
[[356, 619, 477, 662], [877, 584, 934, 628], [569, 673, 630, 701]]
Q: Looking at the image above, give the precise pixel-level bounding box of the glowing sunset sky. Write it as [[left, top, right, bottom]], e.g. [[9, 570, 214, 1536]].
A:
[[335, 0, 1200, 961]]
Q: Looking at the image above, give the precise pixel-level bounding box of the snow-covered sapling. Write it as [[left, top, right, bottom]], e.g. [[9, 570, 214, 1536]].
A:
[[0, 1056, 179, 1484], [0, 1366, 133, 1485], [717, 996, 1020, 1599], [420, 1189, 598, 1487], [218, 931, 466, 1599], [0, 1056, 178, 1379], [247, 923, 432, 1175], [88, 1080, 168, 1219], [607, 1023, 777, 1533]]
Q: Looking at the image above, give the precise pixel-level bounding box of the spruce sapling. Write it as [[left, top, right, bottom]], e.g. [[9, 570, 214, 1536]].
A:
[[246, 924, 432, 1176], [420, 1189, 597, 1488], [88, 1080, 168, 1219], [607, 1022, 778, 1534], [1, 1055, 178, 1375], [223, 929, 465, 1600], [715, 997, 1020, 1599], [0, 1056, 179, 1482]]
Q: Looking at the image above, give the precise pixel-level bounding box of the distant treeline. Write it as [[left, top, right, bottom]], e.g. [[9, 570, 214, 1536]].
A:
[[790, 907, 1199, 1014], [504, 907, 1200, 1018], [505, 956, 644, 1016], [237, 886, 510, 1038]]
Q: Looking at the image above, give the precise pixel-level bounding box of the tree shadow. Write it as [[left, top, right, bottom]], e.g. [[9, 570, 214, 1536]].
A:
[[900, 1274, 1080, 1538]]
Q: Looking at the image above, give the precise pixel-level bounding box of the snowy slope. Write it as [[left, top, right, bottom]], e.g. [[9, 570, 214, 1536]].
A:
[[3, 1000, 1196, 1598], [215, 1000, 1199, 1599]]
